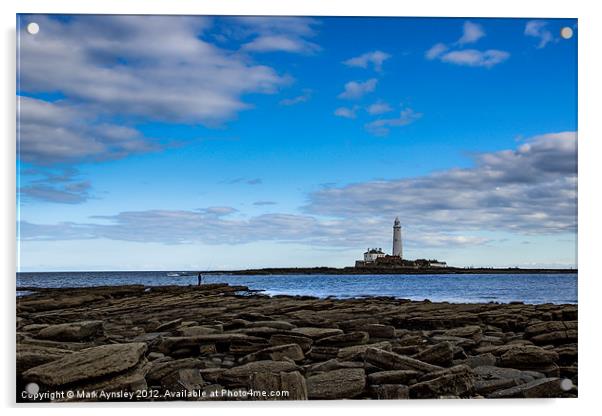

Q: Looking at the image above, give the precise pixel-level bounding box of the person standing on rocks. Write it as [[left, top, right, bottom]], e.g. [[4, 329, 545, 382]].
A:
[[197, 272, 203, 286]]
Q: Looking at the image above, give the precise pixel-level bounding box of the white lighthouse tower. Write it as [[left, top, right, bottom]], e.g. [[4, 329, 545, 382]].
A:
[[392, 217, 402, 258]]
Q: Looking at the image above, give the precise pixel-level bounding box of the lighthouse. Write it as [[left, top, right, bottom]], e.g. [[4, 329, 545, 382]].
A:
[[392, 217, 402, 258]]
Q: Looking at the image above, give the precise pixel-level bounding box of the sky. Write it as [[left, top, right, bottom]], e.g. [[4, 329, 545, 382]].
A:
[[16, 15, 578, 271]]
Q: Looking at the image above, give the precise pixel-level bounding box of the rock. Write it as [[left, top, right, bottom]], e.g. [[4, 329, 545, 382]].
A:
[[158, 333, 260, 353], [291, 327, 343, 339], [474, 379, 519, 396], [177, 326, 221, 337], [147, 358, 204, 383], [155, 318, 183, 332], [413, 342, 454, 366], [247, 321, 296, 330], [499, 346, 559, 369], [269, 334, 313, 352], [444, 325, 483, 342], [17, 344, 72, 373], [368, 384, 409, 399], [306, 368, 366, 399], [161, 368, 205, 392], [220, 360, 298, 386], [240, 344, 304, 363], [456, 353, 497, 368], [337, 341, 392, 361], [362, 324, 395, 338], [36, 321, 104, 342], [249, 371, 307, 400], [472, 365, 544, 383], [364, 348, 443, 373], [367, 370, 420, 385], [487, 377, 563, 398], [410, 365, 474, 398], [305, 359, 363, 376], [23, 342, 146, 386], [315, 331, 369, 347]]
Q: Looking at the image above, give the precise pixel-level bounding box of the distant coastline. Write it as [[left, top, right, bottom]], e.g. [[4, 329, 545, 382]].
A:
[[204, 267, 578, 275]]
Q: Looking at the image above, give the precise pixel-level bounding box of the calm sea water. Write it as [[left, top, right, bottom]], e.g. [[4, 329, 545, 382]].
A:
[[16, 272, 577, 304]]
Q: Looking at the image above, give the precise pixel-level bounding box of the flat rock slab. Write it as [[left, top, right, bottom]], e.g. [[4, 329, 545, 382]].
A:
[[250, 371, 308, 400], [487, 377, 563, 398], [365, 348, 443, 373], [368, 370, 420, 385], [241, 343, 304, 364], [221, 360, 298, 385], [36, 321, 104, 342], [291, 327, 343, 339], [306, 368, 366, 399], [23, 342, 146, 386]]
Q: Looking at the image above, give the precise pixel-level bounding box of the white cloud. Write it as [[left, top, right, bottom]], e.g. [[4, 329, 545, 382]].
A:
[[525, 20, 554, 48], [238, 17, 320, 54], [343, 50, 391, 72], [426, 21, 509, 68], [338, 79, 378, 100], [440, 49, 510, 68], [425, 43, 449, 60], [17, 97, 158, 164], [457, 21, 485, 45], [305, 132, 577, 235], [279, 89, 312, 106], [334, 106, 358, 119], [19, 15, 293, 127], [366, 101, 393, 115], [365, 108, 422, 136]]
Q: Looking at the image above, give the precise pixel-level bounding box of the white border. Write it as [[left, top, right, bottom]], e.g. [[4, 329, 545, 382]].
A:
[[3, 1, 601, 415]]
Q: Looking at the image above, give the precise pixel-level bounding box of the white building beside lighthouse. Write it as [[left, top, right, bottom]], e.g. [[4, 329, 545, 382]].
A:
[[392, 216, 402, 259]]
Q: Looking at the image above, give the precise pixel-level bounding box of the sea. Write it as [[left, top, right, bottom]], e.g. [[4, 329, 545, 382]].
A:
[[16, 271, 578, 305]]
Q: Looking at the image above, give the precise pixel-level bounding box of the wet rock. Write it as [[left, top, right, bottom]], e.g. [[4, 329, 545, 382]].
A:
[[316, 331, 369, 347], [364, 348, 443, 373], [36, 320, 104, 342], [240, 344, 304, 363], [368, 384, 409, 399], [306, 368, 366, 399], [367, 370, 420, 385], [487, 377, 563, 398], [23, 342, 146, 386], [269, 334, 313, 352], [413, 342, 454, 366]]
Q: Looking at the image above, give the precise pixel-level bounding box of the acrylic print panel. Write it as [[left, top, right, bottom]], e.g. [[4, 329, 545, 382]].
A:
[[16, 15, 577, 402]]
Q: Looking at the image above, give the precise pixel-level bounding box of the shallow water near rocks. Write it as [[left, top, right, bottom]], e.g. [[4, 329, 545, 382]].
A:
[[16, 272, 577, 304]]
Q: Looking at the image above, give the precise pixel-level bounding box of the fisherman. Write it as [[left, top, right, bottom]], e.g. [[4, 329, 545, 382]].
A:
[[197, 272, 203, 286]]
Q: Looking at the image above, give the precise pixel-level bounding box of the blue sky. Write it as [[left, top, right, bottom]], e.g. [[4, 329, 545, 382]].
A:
[[17, 15, 577, 271]]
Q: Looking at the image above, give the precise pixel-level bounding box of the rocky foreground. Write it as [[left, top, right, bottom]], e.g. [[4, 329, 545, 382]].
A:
[[17, 284, 577, 401]]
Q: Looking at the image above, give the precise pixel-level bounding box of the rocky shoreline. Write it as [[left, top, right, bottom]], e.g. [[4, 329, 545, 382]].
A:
[[16, 284, 578, 401]]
